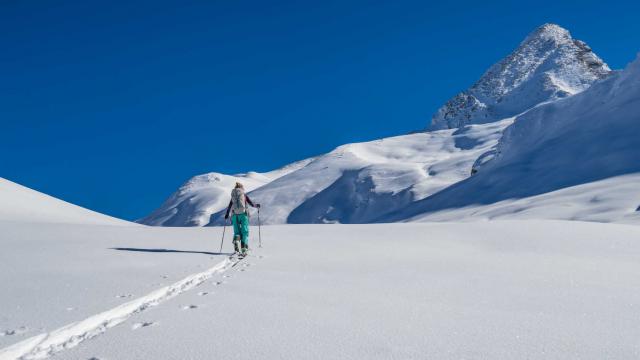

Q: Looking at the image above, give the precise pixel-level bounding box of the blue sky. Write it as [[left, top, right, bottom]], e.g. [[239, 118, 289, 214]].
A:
[[2, 0, 639, 220]]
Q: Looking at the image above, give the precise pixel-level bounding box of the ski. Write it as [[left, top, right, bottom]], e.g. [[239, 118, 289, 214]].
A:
[[230, 250, 249, 267]]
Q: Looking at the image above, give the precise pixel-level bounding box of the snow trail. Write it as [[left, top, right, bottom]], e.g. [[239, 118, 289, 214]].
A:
[[0, 256, 242, 360]]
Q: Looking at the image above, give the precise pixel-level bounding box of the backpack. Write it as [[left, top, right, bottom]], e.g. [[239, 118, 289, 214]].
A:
[[230, 187, 247, 215]]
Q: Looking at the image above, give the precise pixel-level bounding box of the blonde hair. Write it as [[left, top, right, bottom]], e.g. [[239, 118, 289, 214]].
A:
[[235, 182, 244, 189]]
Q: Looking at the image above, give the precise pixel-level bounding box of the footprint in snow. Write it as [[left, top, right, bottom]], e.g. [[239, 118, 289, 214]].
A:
[[181, 305, 198, 310], [1, 326, 28, 336], [131, 321, 157, 330], [115, 294, 133, 299], [215, 281, 225, 286], [197, 292, 209, 296]]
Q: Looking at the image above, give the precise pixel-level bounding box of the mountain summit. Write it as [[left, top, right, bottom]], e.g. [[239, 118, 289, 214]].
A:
[[429, 23, 611, 130]]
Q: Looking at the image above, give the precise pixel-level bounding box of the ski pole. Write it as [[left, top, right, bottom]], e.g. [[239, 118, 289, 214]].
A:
[[258, 207, 262, 248], [219, 219, 227, 253]]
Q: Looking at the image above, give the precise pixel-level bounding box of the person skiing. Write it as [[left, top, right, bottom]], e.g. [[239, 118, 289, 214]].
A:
[[224, 182, 260, 255]]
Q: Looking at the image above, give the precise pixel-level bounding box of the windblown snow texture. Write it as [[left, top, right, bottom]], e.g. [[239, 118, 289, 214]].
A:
[[429, 23, 610, 130]]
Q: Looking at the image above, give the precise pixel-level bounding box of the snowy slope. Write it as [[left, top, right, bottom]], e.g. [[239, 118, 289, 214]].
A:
[[412, 174, 640, 224], [2, 180, 640, 359], [139, 158, 314, 226], [0, 178, 130, 226], [391, 54, 640, 224], [143, 23, 613, 227], [429, 23, 610, 130], [0, 222, 229, 351], [0, 181, 228, 353], [2, 221, 639, 359], [208, 119, 512, 225]]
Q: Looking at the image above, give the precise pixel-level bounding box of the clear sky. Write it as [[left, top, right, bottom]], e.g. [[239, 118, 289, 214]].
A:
[[2, 0, 639, 221]]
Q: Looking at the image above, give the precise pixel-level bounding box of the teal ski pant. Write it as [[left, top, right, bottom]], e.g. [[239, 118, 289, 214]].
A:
[[232, 213, 250, 247]]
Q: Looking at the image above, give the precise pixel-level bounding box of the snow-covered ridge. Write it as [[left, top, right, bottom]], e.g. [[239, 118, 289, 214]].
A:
[[141, 116, 511, 227], [207, 119, 512, 225], [0, 178, 130, 226], [429, 23, 610, 130], [392, 54, 640, 224], [138, 157, 315, 226], [141, 23, 632, 227]]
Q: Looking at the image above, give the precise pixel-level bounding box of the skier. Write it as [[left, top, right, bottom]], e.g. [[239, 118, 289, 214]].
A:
[[224, 182, 260, 255]]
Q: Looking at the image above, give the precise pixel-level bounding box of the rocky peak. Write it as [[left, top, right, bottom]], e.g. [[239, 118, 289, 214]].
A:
[[429, 23, 611, 130]]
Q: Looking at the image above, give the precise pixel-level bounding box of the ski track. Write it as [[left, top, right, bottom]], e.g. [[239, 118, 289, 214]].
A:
[[0, 255, 245, 360]]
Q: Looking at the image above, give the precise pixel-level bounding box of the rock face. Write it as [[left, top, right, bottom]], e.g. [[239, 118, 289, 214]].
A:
[[429, 23, 610, 130]]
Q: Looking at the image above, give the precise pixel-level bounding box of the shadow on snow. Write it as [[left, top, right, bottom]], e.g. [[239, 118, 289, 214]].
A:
[[110, 248, 230, 256]]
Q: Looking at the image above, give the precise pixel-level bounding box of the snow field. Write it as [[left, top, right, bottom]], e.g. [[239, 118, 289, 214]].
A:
[[52, 221, 640, 360], [0, 255, 240, 360], [0, 222, 229, 350]]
